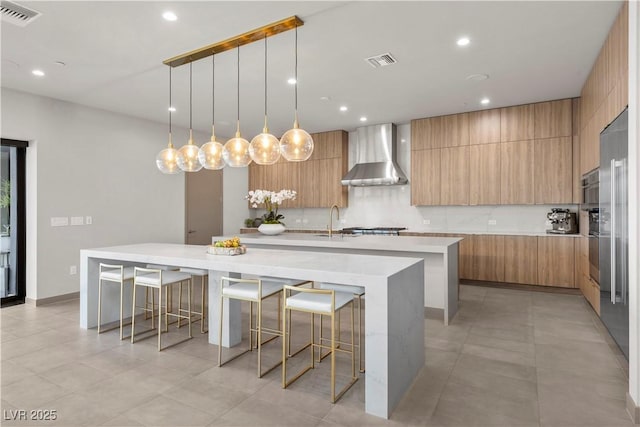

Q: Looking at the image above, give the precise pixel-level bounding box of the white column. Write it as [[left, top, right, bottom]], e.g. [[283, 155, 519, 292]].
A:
[[628, 0, 640, 415]]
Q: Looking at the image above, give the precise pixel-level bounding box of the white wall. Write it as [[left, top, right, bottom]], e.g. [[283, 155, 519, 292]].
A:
[[1, 88, 192, 300], [260, 123, 578, 233]]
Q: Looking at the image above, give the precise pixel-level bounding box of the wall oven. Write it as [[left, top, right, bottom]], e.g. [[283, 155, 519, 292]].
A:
[[582, 168, 600, 284]]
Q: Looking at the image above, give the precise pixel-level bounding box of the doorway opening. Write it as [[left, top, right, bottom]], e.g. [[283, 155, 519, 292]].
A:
[[1, 138, 27, 307]]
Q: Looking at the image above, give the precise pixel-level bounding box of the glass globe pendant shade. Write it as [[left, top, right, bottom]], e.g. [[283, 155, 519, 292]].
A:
[[198, 139, 225, 170], [280, 118, 314, 161], [156, 135, 181, 174], [223, 127, 252, 167], [177, 130, 203, 172], [249, 123, 281, 165]]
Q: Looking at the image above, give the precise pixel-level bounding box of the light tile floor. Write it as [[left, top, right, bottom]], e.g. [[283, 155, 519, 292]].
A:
[[0, 284, 633, 426]]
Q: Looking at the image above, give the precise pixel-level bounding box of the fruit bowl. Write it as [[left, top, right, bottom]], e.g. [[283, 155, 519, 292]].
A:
[[207, 245, 247, 256]]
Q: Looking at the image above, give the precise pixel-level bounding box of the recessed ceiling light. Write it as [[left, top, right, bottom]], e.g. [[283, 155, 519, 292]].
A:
[[162, 11, 177, 21], [54, 61, 66, 67], [457, 37, 470, 46], [359, 116, 367, 122], [466, 73, 489, 81], [31, 69, 44, 77], [287, 78, 297, 85], [320, 96, 331, 101], [339, 106, 348, 112], [480, 98, 490, 105], [168, 106, 176, 112]]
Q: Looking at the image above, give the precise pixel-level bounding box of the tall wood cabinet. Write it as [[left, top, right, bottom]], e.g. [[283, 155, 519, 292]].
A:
[[248, 129, 348, 208]]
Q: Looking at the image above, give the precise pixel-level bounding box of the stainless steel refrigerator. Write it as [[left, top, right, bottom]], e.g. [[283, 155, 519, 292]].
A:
[[599, 107, 629, 359]]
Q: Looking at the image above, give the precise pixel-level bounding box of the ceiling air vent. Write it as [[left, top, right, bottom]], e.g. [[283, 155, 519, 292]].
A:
[[365, 52, 397, 68], [1, 0, 41, 27]]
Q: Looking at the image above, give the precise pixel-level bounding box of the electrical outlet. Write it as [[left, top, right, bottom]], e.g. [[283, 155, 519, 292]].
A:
[[85, 216, 93, 225], [70, 216, 84, 226], [70, 265, 77, 275], [50, 217, 69, 227], [488, 219, 497, 225], [423, 219, 431, 225], [302, 219, 308, 224], [340, 218, 346, 224], [295, 218, 301, 224]]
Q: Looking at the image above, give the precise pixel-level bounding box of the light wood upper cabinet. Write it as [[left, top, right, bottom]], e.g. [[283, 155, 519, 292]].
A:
[[469, 143, 500, 205], [249, 129, 347, 209], [470, 235, 505, 282], [500, 140, 534, 204], [469, 109, 501, 145], [534, 137, 573, 204], [440, 146, 469, 205], [411, 114, 468, 149], [501, 104, 535, 142], [537, 236, 576, 288], [503, 236, 538, 284], [411, 149, 440, 205], [534, 99, 572, 139]]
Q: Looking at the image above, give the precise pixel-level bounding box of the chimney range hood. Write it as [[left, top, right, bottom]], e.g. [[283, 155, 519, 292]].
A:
[[341, 123, 408, 186]]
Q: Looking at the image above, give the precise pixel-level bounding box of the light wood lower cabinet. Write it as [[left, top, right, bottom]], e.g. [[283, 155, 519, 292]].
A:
[[470, 235, 505, 282], [503, 236, 538, 284], [537, 236, 576, 288]]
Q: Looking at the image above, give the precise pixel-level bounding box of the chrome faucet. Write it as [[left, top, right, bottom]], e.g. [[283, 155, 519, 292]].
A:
[[328, 204, 340, 237]]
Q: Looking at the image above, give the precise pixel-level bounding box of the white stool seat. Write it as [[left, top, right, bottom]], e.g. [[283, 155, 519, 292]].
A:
[[135, 270, 192, 288], [222, 280, 282, 300], [318, 282, 365, 296], [286, 290, 353, 314], [100, 266, 135, 281], [180, 267, 208, 276], [146, 264, 175, 271]]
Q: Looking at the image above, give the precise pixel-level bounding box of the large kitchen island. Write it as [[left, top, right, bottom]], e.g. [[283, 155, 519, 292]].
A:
[[80, 243, 424, 419], [237, 233, 462, 324]]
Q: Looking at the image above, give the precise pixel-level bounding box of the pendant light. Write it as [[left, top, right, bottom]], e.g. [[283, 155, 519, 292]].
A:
[[156, 67, 181, 174], [176, 63, 203, 172], [249, 36, 280, 165], [280, 24, 314, 162], [198, 55, 225, 170], [223, 45, 252, 167]]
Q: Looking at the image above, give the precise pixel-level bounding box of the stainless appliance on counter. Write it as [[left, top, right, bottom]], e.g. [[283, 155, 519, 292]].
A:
[[599, 108, 629, 359], [546, 209, 578, 234], [341, 227, 407, 236]]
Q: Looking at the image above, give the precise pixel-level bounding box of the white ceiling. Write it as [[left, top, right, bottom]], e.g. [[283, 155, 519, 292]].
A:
[[1, 1, 623, 139]]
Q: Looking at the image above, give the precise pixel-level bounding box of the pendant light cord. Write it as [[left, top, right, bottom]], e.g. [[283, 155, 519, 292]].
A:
[[168, 66, 172, 135], [294, 25, 298, 114], [237, 45, 240, 124], [189, 62, 193, 130], [211, 55, 216, 129], [264, 36, 268, 118]]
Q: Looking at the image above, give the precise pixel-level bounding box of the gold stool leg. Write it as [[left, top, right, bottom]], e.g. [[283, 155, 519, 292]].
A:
[[97, 278, 103, 334], [330, 310, 336, 403], [282, 297, 287, 388], [131, 283, 137, 344], [177, 282, 183, 328], [358, 295, 364, 373], [158, 287, 163, 351], [257, 296, 262, 376], [218, 283, 224, 367], [201, 275, 207, 333], [119, 281, 124, 340], [188, 279, 192, 338]]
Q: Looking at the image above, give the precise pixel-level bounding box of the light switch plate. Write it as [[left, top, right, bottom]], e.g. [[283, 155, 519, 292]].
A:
[[70, 216, 84, 226], [488, 219, 497, 225], [69, 265, 77, 275], [423, 219, 431, 225], [51, 217, 69, 227]]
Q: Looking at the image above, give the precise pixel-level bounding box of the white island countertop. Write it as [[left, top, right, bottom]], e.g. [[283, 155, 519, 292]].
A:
[[237, 233, 462, 253], [231, 233, 462, 324]]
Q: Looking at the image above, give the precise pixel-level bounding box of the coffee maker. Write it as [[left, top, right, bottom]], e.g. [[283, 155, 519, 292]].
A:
[[546, 208, 578, 234]]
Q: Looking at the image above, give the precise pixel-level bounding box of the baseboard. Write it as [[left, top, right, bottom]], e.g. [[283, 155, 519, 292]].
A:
[[627, 393, 640, 424], [424, 307, 444, 320], [26, 291, 80, 306]]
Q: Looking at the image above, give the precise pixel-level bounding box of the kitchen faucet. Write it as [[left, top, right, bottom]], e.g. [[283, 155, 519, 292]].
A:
[[328, 204, 340, 237]]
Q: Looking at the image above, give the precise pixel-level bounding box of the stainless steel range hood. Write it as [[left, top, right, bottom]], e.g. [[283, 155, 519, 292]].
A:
[[341, 123, 408, 186]]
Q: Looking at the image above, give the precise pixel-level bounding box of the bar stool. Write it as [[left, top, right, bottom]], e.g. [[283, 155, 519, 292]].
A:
[[144, 264, 177, 324], [318, 282, 365, 372], [131, 267, 193, 351], [218, 276, 293, 378], [178, 268, 208, 333], [282, 286, 358, 403], [97, 263, 135, 340]]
